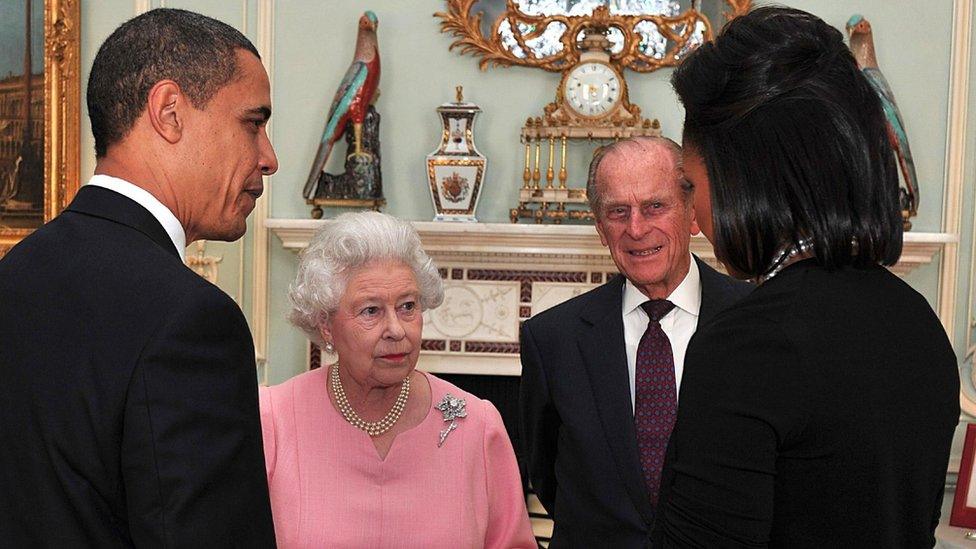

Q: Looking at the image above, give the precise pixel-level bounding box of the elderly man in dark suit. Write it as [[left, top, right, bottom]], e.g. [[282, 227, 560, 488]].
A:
[[519, 137, 751, 548], [0, 9, 278, 547]]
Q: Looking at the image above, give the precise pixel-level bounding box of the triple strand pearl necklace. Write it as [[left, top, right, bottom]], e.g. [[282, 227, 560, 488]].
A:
[[330, 364, 410, 437]]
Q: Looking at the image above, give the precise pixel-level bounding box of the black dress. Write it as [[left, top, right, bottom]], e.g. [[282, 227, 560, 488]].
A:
[[654, 259, 958, 548]]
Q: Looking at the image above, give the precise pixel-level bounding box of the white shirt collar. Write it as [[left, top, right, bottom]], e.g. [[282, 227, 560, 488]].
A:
[[622, 256, 701, 318], [84, 174, 186, 262]]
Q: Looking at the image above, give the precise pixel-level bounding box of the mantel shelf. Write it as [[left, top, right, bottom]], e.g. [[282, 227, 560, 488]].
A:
[[266, 218, 953, 277]]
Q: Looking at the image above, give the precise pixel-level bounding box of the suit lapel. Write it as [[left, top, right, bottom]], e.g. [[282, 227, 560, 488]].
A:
[[65, 185, 181, 260], [578, 276, 655, 524], [696, 255, 749, 327]]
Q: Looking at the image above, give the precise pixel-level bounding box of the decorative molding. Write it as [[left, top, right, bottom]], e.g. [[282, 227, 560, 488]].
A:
[[44, 0, 82, 220], [967, 154, 976, 414], [940, 0, 973, 346], [185, 240, 222, 284], [945, 0, 975, 416], [270, 219, 955, 376], [241, 0, 248, 35], [251, 0, 275, 378], [268, 219, 952, 278]]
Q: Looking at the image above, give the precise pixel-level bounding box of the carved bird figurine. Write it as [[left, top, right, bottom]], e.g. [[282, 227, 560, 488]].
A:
[[846, 14, 919, 221], [303, 11, 380, 199]]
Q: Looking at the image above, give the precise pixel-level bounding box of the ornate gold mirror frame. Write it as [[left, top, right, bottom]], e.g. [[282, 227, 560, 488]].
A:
[[0, 0, 81, 256], [436, 0, 751, 72]]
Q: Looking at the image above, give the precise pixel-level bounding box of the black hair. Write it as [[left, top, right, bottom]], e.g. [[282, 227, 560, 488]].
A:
[[87, 8, 260, 157], [671, 6, 902, 279]]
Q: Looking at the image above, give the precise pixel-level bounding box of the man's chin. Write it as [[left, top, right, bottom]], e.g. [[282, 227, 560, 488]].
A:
[[198, 222, 247, 243]]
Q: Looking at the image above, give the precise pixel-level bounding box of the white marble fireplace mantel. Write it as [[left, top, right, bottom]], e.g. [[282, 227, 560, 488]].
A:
[[268, 219, 953, 375]]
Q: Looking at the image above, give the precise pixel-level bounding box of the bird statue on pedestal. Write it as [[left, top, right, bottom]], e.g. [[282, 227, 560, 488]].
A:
[[303, 11, 380, 200], [846, 14, 919, 228]]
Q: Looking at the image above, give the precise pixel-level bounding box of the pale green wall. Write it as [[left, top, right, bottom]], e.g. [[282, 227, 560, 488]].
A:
[[77, 1, 971, 390]]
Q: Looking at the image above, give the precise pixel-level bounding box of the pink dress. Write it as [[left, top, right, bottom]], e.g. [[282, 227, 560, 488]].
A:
[[259, 368, 536, 549]]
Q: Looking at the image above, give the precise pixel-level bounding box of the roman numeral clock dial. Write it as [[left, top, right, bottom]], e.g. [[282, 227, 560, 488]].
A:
[[562, 61, 623, 119]]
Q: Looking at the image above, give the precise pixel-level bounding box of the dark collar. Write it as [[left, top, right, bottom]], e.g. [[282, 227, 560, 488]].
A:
[[579, 274, 626, 326], [65, 185, 181, 260], [582, 256, 752, 327]]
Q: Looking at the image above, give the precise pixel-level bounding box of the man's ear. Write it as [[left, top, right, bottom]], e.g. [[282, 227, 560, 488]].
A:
[[146, 80, 184, 145], [689, 200, 701, 236], [594, 218, 609, 247]]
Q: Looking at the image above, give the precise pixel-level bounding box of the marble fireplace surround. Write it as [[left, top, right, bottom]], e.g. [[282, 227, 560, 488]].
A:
[[269, 219, 952, 376]]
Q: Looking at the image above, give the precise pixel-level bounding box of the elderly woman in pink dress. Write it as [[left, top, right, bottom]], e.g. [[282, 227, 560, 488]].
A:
[[260, 211, 535, 548]]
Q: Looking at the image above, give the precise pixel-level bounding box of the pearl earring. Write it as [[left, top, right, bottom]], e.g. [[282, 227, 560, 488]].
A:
[[324, 341, 334, 354]]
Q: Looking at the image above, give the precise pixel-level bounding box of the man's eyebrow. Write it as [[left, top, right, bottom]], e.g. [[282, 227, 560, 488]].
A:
[[245, 106, 271, 121]]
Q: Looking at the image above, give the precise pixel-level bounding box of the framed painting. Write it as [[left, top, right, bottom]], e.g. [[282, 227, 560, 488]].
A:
[[0, 0, 80, 257], [952, 423, 976, 528]]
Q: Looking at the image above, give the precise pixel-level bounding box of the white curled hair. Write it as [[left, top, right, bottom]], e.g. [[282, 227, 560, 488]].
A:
[[288, 211, 445, 345]]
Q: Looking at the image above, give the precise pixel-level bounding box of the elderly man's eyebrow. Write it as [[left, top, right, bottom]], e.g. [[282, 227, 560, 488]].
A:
[[245, 106, 272, 121]]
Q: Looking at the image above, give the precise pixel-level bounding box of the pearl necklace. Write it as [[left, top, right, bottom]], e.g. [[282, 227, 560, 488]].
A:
[[330, 364, 410, 437]]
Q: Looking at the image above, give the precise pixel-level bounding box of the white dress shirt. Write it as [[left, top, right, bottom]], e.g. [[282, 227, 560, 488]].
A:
[[85, 174, 186, 262], [622, 258, 701, 412]]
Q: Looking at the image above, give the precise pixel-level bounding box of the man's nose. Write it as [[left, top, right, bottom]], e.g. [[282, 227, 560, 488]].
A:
[[624, 211, 651, 239], [260, 131, 278, 176]]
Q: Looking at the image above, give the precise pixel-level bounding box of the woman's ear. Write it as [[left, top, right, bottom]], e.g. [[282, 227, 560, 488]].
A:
[[318, 322, 333, 348]]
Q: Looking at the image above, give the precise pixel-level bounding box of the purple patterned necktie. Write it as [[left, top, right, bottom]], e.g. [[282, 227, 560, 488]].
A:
[[635, 299, 676, 505]]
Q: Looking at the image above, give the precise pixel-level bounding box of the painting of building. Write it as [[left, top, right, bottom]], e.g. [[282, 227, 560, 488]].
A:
[[0, 73, 44, 229], [0, 0, 44, 231]]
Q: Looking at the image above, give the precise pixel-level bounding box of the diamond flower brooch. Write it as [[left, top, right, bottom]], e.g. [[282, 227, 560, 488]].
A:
[[435, 394, 467, 447]]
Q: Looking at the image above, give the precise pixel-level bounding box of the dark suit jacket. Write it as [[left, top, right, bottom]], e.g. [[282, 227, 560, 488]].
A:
[[654, 259, 958, 548], [0, 186, 276, 547], [519, 256, 752, 548]]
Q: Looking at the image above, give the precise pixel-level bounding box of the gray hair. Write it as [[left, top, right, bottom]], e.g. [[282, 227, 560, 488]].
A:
[[586, 136, 689, 217], [288, 211, 444, 345]]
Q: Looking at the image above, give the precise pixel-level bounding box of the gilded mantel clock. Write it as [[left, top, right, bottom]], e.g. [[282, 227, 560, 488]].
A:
[[544, 28, 644, 134], [562, 59, 623, 119], [436, 0, 753, 222]]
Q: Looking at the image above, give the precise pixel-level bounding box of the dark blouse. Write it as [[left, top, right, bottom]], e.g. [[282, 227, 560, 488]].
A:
[[655, 259, 959, 548]]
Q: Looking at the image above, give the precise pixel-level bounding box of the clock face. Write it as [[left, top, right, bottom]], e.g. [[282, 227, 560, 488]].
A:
[[563, 61, 622, 118]]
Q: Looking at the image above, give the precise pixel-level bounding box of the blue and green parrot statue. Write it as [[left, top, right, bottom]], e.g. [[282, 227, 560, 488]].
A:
[[847, 14, 919, 225]]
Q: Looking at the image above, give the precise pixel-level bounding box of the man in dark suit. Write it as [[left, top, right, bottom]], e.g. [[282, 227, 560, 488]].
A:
[[0, 9, 278, 547], [519, 137, 751, 548]]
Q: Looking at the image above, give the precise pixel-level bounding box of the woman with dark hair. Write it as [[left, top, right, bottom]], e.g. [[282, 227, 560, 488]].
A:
[[654, 7, 959, 548]]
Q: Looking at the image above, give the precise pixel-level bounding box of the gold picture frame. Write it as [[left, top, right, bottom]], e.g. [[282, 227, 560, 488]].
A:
[[0, 0, 81, 256]]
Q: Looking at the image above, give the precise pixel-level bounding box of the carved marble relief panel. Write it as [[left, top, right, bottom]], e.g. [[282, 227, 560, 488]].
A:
[[423, 280, 521, 343]]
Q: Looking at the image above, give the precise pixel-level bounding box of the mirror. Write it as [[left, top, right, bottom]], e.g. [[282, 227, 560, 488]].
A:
[[436, 0, 750, 72]]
